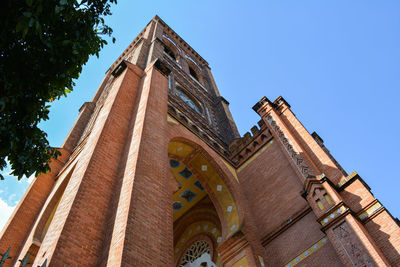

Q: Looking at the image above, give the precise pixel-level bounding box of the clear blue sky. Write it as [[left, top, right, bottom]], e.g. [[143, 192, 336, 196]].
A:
[[1, 0, 399, 230]]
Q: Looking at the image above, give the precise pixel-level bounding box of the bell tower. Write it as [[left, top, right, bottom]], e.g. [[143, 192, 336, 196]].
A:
[[114, 15, 241, 151]]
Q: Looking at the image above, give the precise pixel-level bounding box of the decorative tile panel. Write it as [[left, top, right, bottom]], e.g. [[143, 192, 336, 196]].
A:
[[174, 221, 221, 258], [194, 180, 204, 191], [358, 201, 383, 222], [284, 237, 328, 267], [180, 189, 197, 203], [320, 205, 348, 226], [179, 167, 193, 179], [170, 159, 180, 168], [232, 256, 249, 267], [173, 201, 183, 210], [169, 158, 207, 221]]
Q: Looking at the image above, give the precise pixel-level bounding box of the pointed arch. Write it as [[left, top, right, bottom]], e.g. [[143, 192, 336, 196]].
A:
[[185, 56, 204, 85], [162, 35, 180, 62], [33, 165, 75, 242], [168, 136, 245, 240]]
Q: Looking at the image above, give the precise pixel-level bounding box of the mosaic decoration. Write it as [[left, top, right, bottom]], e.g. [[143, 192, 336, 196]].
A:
[[232, 256, 249, 267], [168, 141, 239, 238], [179, 167, 193, 179], [169, 141, 195, 158], [320, 205, 348, 226], [238, 139, 274, 172], [173, 201, 183, 211], [284, 237, 328, 267], [169, 158, 206, 221], [266, 114, 314, 179], [190, 152, 240, 237], [175, 221, 222, 266], [336, 171, 358, 187], [170, 159, 180, 168], [180, 189, 197, 203], [194, 180, 205, 191], [358, 201, 383, 222], [220, 158, 239, 181]]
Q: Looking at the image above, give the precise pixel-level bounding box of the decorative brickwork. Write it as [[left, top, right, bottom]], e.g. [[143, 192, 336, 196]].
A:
[[266, 113, 314, 179], [333, 222, 376, 266]]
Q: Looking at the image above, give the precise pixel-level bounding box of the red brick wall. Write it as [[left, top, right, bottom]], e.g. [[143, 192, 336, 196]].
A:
[[365, 211, 400, 266], [14, 165, 75, 264], [238, 140, 306, 238], [340, 179, 375, 213], [297, 241, 344, 267], [101, 63, 174, 266], [264, 212, 341, 266], [32, 63, 146, 266]]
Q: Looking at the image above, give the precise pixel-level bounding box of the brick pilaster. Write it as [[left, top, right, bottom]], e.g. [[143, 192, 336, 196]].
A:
[[303, 176, 390, 266], [217, 231, 263, 267], [253, 97, 319, 181], [104, 60, 173, 266], [30, 62, 145, 266]]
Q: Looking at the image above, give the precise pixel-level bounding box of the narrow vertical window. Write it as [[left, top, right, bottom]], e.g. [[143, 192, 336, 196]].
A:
[[189, 66, 198, 81], [324, 194, 332, 205], [316, 199, 324, 210], [168, 74, 172, 90], [164, 45, 176, 61]]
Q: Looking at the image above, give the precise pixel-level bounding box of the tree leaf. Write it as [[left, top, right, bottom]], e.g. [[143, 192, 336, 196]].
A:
[[16, 19, 27, 33], [23, 11, 32, 17], [1, 0, 117, 181]]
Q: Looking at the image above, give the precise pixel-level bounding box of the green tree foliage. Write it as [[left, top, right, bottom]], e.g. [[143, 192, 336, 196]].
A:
[[0, 0, 117, 180]]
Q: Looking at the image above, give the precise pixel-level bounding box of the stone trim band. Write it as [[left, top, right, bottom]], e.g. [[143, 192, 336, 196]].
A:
[[283, 237, 328, 267]]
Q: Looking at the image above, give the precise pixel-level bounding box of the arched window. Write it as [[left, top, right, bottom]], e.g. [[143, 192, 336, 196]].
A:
[[176, 87, 202, 113], [35, 168, 74, 242], [179, 240, 210, 267], [185, 55, 204, 86], [164, 45, 176, 61], [162, 35, 180, 63]]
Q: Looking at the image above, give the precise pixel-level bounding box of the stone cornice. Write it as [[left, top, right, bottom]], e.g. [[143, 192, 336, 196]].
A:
[[155, 15, 209, 66]]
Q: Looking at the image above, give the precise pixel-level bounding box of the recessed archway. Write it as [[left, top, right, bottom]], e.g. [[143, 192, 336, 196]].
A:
[[169, 139, 242, 266]]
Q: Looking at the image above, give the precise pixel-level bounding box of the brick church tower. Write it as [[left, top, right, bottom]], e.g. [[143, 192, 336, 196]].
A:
[[1, 16, 399, 266]]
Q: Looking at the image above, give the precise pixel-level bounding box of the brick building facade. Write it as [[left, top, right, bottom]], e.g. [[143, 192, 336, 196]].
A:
[[1, 16, 399, 266]]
